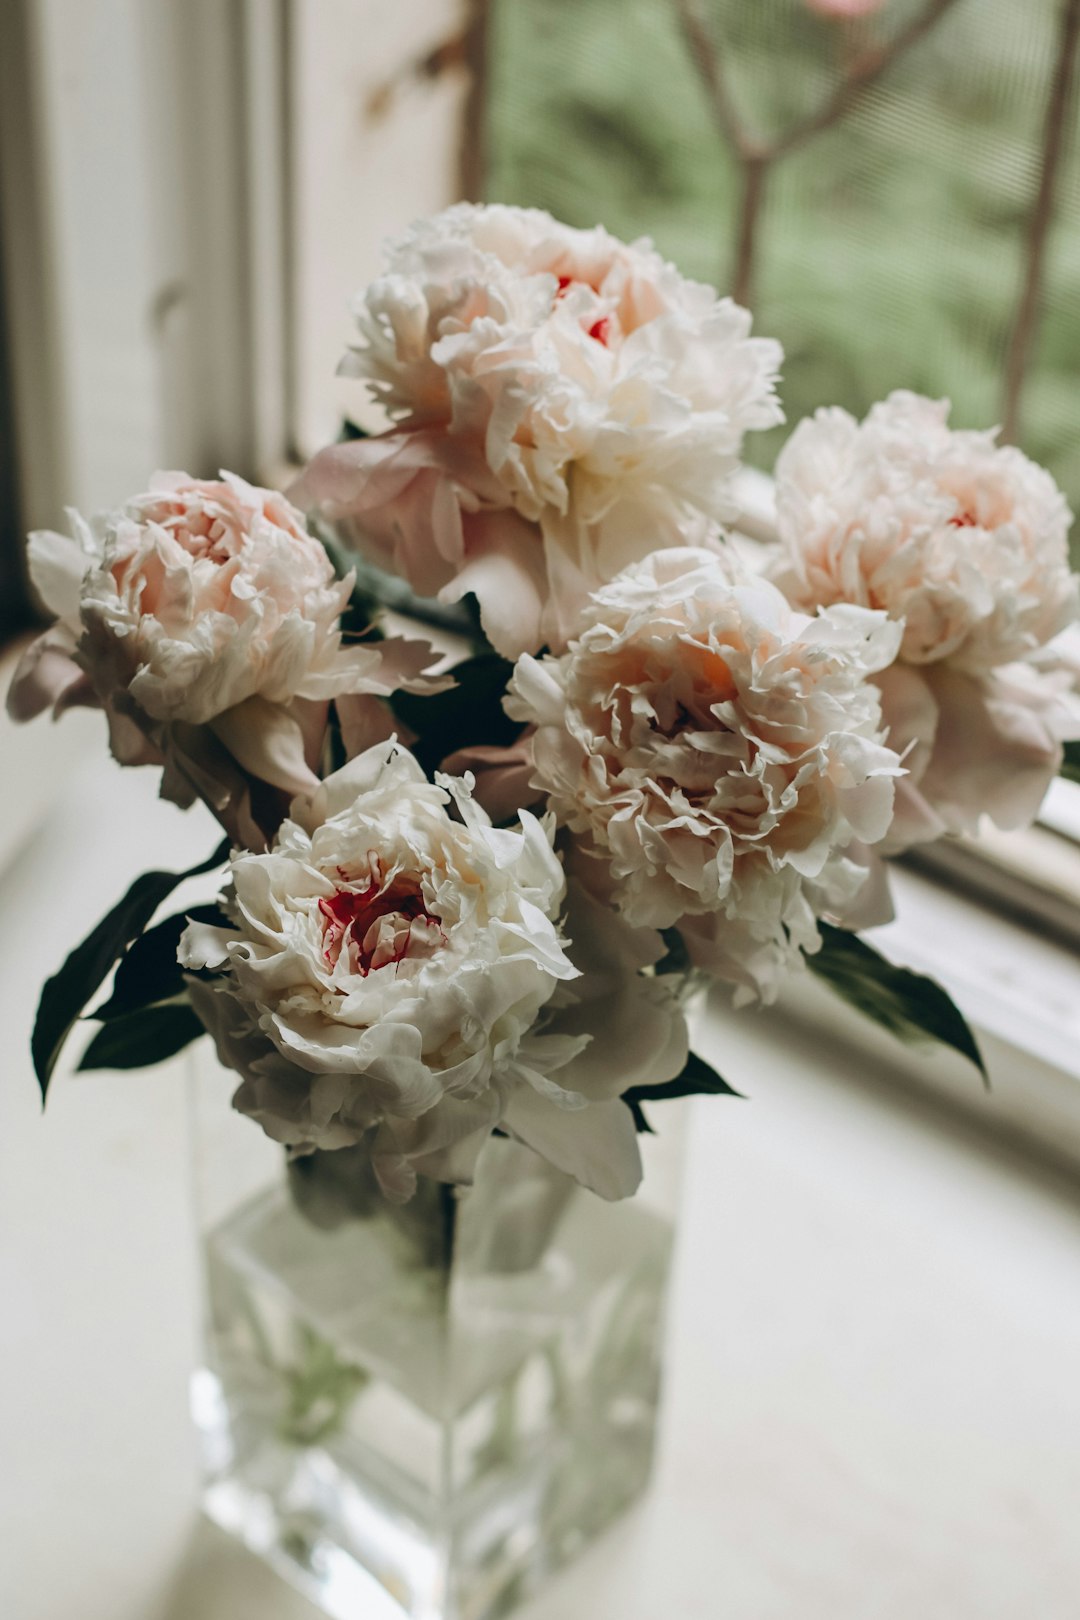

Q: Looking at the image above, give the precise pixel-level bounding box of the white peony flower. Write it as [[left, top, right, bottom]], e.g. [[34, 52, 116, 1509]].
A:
[[7, 472, 445, 846], [507, 548, 904, 1002], [773, 391, 1077, 672], [773, 392, 1080, 848], [182, 740, 672, 1200], [291, 203, 783, 656], [877, 656, 1080, 851]]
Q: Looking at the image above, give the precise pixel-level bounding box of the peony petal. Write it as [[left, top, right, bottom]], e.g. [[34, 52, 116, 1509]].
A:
[[439, 738, 539, 822], [6, 628, 87, 722], [439, 510, 548, 658], [334, 692, 398, 761], [502, 1088, 643, 1201], [210, 696, 321, 797], [916, 665, 1063, 834], [26, 527, 89, 619], [291, 735, 426, 827]]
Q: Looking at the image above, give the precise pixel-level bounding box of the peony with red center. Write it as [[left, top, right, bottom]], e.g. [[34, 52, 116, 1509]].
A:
[[317, 865, 446, 976], [290, 203, 783, 657], [180, 740, 665, 1202], [7, 471, 446, 846]]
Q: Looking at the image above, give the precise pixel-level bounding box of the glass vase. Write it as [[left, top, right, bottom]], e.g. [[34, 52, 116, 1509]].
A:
[[188, 1049, 687, 1620]]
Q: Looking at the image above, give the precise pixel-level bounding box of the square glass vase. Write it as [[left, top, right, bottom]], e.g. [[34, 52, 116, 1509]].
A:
[[189, 1053, 687, 1620]]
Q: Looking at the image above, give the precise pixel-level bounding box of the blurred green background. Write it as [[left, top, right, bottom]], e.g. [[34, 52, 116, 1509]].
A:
[[487, 0, 1080, 541]]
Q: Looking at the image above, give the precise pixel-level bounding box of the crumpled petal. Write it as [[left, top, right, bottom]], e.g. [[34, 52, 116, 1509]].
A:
[[879, 659, 1079, 852], [6, 626, 88, 722], [509, 546, 903, 1002], [439, 736, 539, 823]]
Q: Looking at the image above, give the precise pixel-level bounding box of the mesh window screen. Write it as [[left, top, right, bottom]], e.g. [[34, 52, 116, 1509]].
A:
[[486, 0, 1080, 537]]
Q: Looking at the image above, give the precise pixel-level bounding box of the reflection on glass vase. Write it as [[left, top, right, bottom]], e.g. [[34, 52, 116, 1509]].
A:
[[188, 1049, 688, 1620]]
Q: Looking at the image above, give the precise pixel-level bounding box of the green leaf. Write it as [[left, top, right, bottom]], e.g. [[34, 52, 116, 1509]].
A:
[[94, 905, 226, 1021], [389, 653, 521, 777], [1060, 740, 1080, 786], [655, 926, 691, 977], [623, 1049, 743, 1131], [808, 922, 987, 1082], [631, 1050, 743, 1102], [31, 840, 228, 1102], [338, 419, 371, 441], [77, 1003, 206, 1072], [624, 1095, 655, 1134]]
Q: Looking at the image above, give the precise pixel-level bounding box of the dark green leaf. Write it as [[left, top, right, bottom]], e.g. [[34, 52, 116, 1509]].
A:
[[655, 926, 691, 977], [623, 1049, 743, 1131], [77, 1003, 206, 1072], [389, 653, 521, 777], [32, 840, 228, 1101], [808, 922, 987, 1082], [624, 1095, 655, 1134], [338, 419, 371, 441], [338, 582, 383, 639], [1060, 740, 1080, 786], [94, 905, 228, 1021]]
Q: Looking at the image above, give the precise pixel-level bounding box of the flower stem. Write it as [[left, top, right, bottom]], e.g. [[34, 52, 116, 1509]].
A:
[[733, 155, 767, 309]]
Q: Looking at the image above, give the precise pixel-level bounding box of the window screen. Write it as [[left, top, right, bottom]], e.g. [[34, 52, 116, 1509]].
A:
[[486, 0, 1080, 543]]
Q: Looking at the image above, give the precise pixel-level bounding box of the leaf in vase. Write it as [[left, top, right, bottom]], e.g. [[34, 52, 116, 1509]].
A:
[[77, 1003, 207, 1071], [808, 922, 987, 1082], [32, 840, 229, 1101]]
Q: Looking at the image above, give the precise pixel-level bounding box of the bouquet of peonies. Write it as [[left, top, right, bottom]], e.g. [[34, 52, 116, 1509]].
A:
[[11, 204, 1080, 1205]]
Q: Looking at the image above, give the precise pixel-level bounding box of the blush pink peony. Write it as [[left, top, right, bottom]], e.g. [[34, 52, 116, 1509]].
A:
[[291, 204, 783, 657], [773, 392, 1080, 848], [507, 547, 903, 1002], [7, 472, 445, 846]]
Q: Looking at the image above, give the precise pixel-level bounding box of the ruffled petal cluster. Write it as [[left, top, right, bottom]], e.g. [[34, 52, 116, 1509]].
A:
[[508, 547, 903, 1001], [292, 204, 783, 655], [773, 392, 1080, 847], [8, 472, 445, 845], [182, 741, 684, 1199], [774, 392, 1076, 671]]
